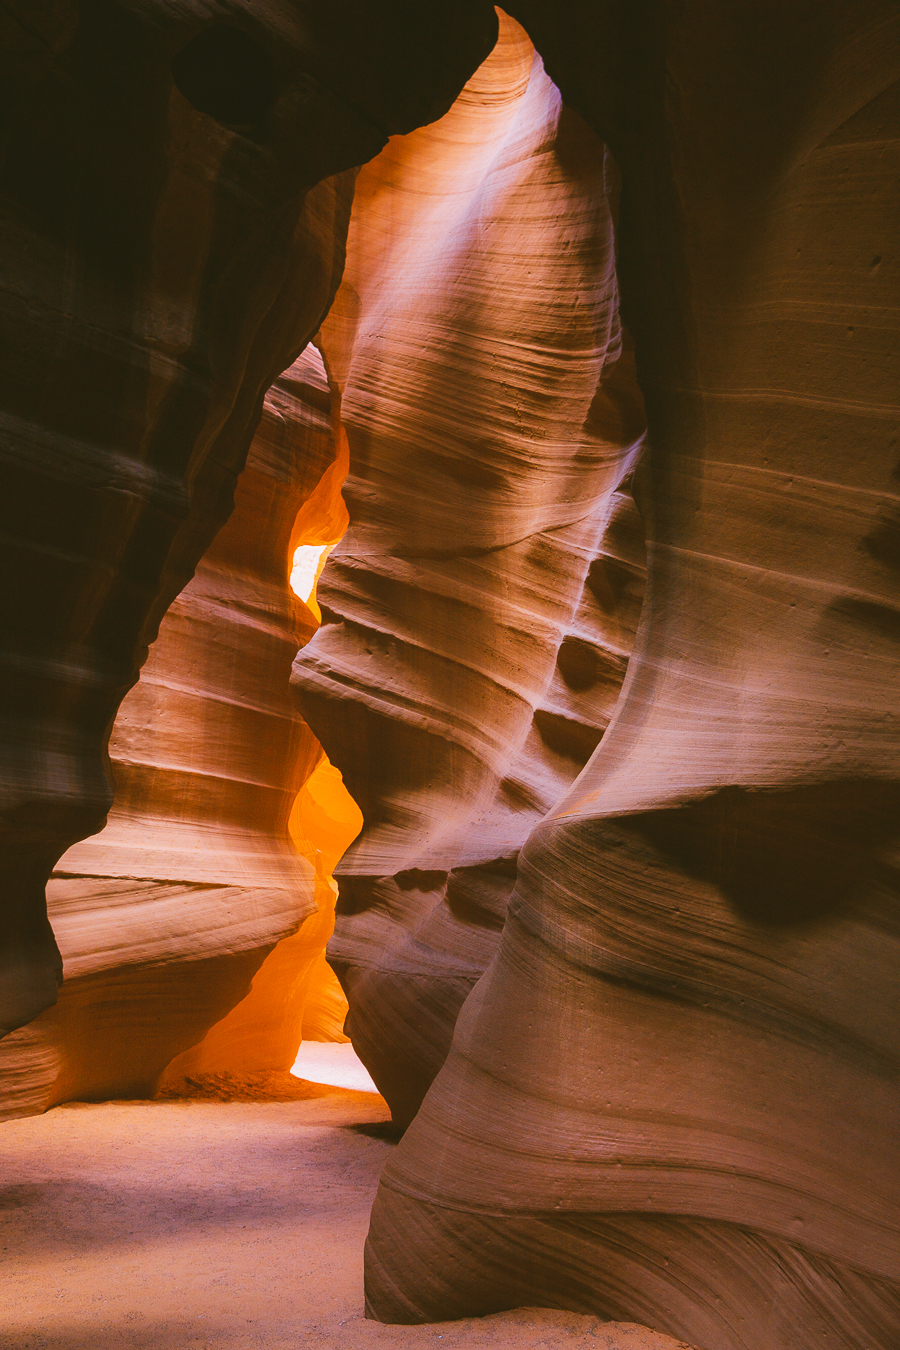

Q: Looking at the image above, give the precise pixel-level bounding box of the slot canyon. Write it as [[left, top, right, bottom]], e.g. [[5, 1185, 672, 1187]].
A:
[[0, 4, 898, 1350]]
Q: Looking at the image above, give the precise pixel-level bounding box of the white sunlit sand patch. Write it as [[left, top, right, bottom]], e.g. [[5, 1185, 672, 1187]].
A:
[[290, 543, 329, 604], [291, 1040, 379, 1093]]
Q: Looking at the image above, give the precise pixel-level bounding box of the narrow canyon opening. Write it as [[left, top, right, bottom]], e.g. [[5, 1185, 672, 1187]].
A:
[[1, 4, 897, 1350]]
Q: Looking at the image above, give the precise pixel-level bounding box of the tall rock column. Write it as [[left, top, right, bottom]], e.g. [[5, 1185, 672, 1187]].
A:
[[291, 15, 647, 1127], [364, 4, 900, 1348]]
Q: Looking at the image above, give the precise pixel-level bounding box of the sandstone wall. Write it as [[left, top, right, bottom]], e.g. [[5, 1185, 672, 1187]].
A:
[[0, 0, 497, 1041], [290, 15, 647, 1128], [362, 4, 900, 1348], [1, 5, 897, 1347], [0, 349, 360, 1118]]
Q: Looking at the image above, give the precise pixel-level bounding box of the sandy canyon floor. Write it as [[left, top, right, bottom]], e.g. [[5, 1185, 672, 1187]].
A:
[[0, 1082, 691, 1350]]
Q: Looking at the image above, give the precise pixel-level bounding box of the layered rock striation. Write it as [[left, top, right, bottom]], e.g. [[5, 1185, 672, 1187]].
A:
[[1, 4, 897, 1348], [362, 4, 900, 1348], [290, 15, 647, 1128], [0, 0, 497, 1040], [0, 349, 359, 1118]]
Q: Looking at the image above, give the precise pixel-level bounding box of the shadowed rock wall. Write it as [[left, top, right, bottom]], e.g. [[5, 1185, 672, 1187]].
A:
[[362, 4, 900, 1348], [290, 15, 647, 1128], [0, 0, 497, 1041]]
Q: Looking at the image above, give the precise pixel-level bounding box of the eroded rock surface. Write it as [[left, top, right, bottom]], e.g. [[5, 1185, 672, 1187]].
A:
[[291, 15, 647, 1128], [362, 4, 900, 1348], [0, 5, 897, 1349], [0, 350, 359, 1118], [0, 0, 497, 1039]]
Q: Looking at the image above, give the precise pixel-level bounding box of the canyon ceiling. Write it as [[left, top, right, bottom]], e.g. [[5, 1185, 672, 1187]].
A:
[[1, 4, 898, 1350]]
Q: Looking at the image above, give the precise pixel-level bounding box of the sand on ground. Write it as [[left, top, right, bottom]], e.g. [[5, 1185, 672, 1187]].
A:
[[0, 1083, 691, 1350]]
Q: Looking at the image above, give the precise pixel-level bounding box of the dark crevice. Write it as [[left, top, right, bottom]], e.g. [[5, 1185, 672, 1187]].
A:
[[171, 26, 275, 127]]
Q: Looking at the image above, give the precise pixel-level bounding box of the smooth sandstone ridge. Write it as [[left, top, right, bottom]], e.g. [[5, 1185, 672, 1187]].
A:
[[291, 14, 647, 1129]]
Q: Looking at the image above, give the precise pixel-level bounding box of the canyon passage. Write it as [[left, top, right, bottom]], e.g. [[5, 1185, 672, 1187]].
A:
[[1, 4, 898, 1350]]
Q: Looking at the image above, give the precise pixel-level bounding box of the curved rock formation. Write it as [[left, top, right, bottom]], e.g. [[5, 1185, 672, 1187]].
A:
[[362, 4, 900, 1347], [1, 4, 896, 1347], [290, 15, 647, 1128], [155, 752, 363, 1090], [0, 348, 360, 1118], [0, 0, 497, 1040]]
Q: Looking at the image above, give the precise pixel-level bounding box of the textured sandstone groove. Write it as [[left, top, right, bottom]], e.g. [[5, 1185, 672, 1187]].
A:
[[291, 15, 647, 1127], [364, 4, 900, 1347], [0, 349, 359, 1118], [0, 0, 498, 1038], [0, 5, 895, 1348]]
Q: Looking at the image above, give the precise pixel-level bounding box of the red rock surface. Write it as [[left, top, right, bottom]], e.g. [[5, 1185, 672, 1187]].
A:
[[0, 349, 360, 1119], [0, 0, 496, 1040], [359, 5, 900, 1348], [0, 6, 898, 1349], [291, 14, 647, 1128]]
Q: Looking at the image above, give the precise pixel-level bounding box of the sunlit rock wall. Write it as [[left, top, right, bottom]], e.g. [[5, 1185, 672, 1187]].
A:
[[363, 4, 900, 1348], [0, 0, 497, 1043], [290, 15, 647, 1128], [0, 350, 359, 1118], [1, 3, 896, 1346]]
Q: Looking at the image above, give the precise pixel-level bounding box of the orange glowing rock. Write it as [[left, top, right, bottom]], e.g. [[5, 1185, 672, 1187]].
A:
[[0, 0, 498, 1057], [0, 348, 360, 1116]]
